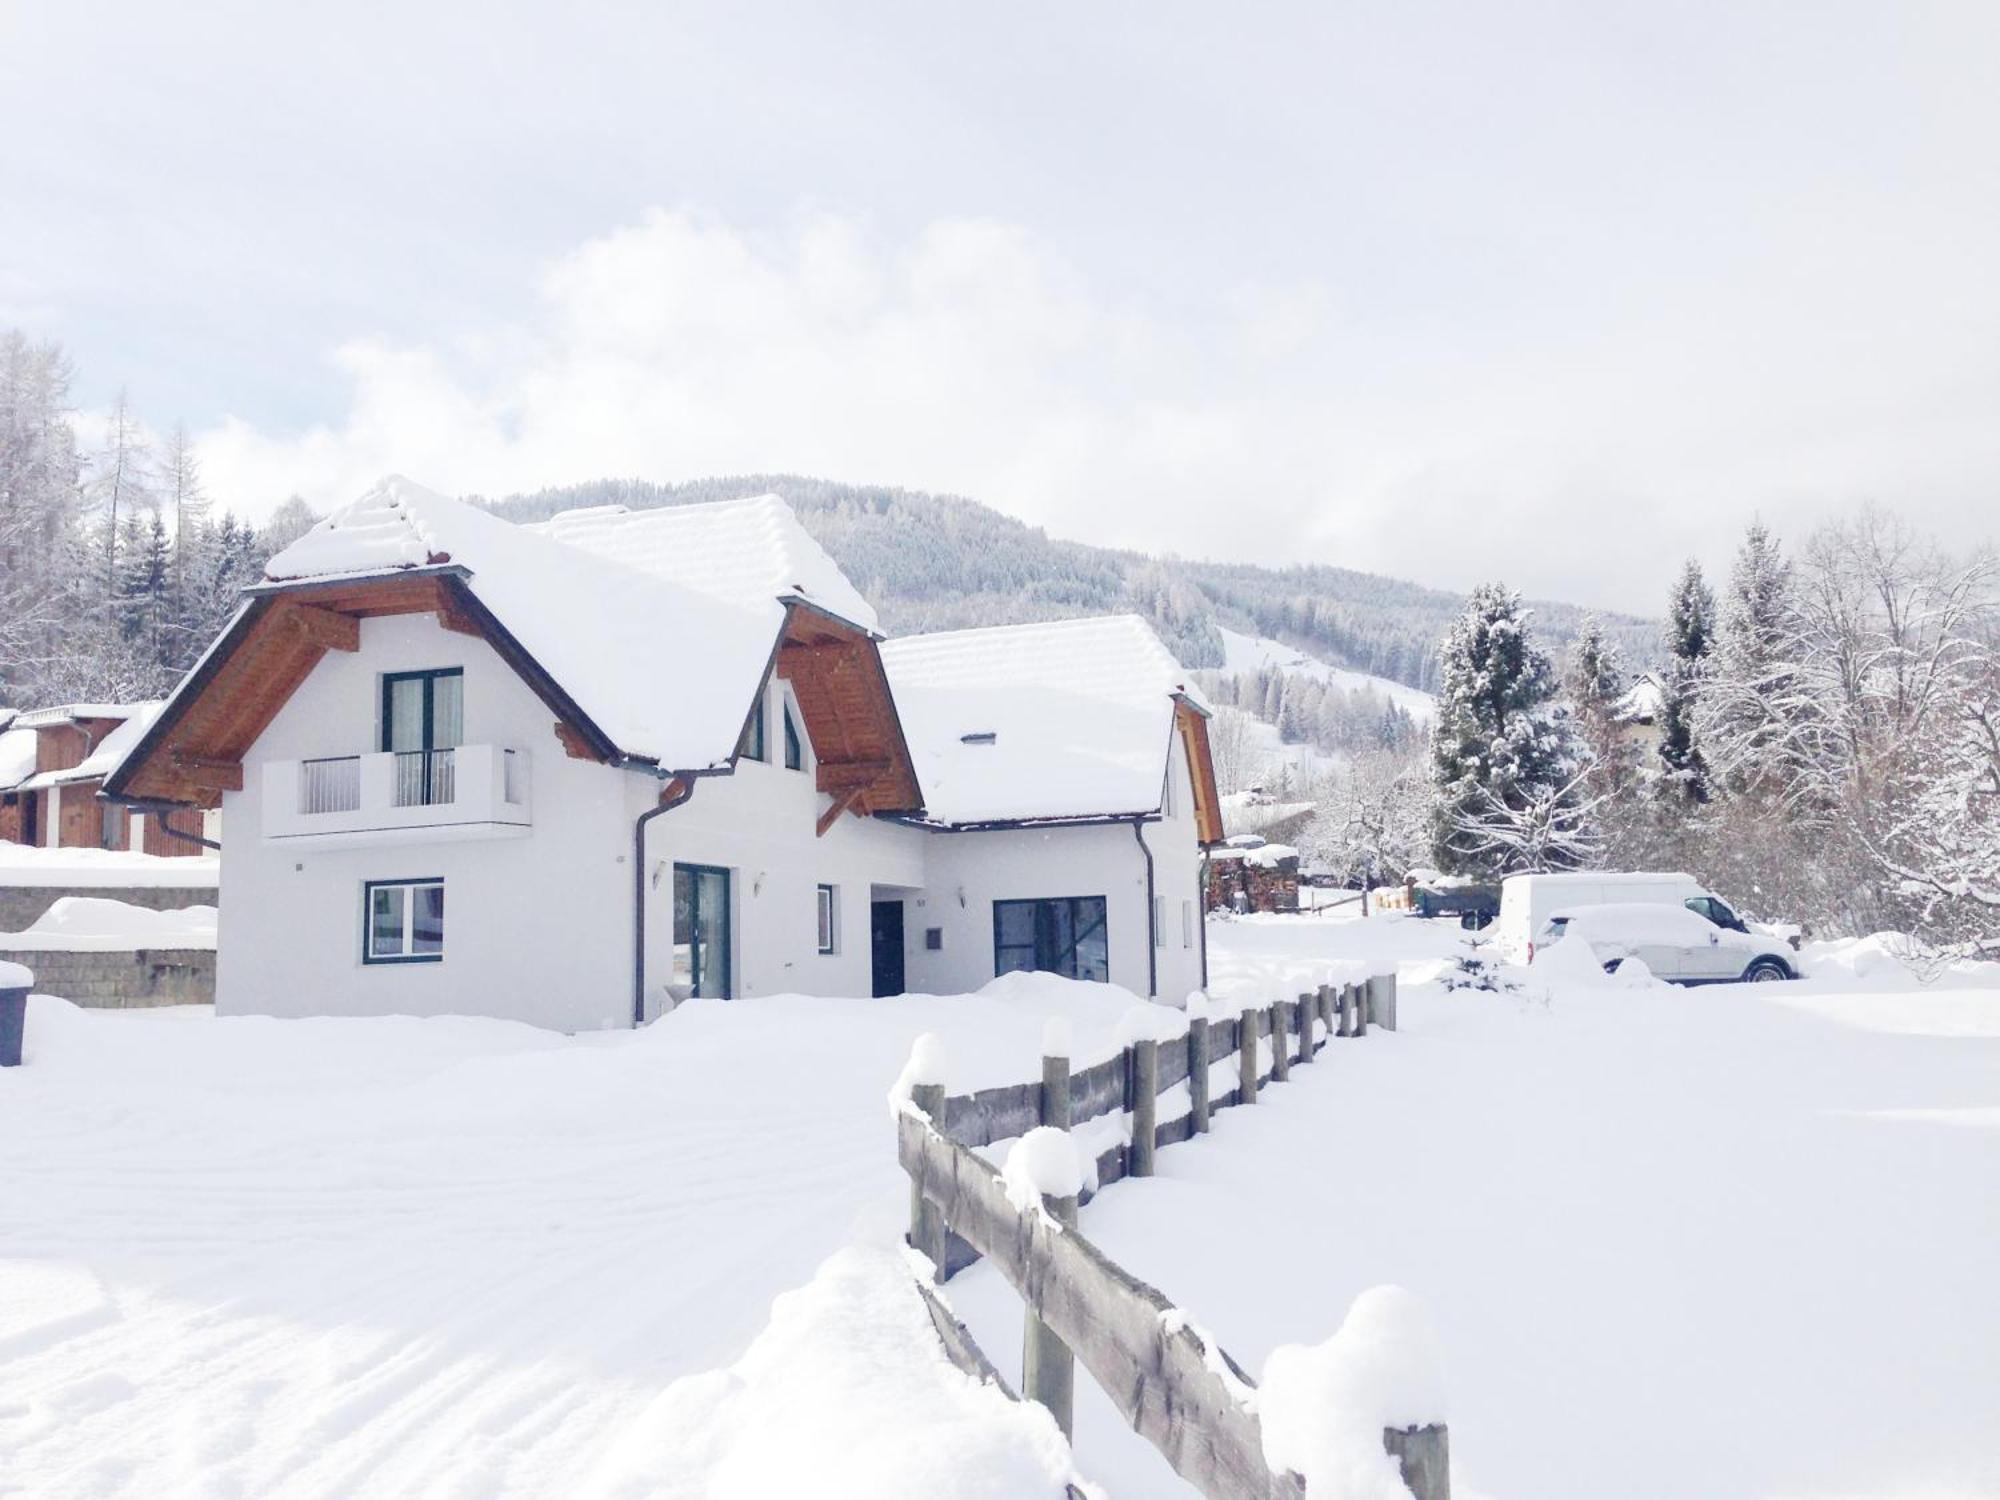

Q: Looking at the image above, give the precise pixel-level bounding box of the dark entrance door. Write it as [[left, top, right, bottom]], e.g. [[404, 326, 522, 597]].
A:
[[871, 900, 905, 998]]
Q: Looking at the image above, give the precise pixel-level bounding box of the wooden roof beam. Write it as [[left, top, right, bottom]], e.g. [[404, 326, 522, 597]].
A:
[[816, 784, 867, 837], [281, 602, 360, 653], [170, 753, 243, 792]]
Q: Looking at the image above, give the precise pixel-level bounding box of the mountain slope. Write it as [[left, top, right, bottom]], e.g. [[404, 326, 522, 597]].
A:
[[479, 475, 1656, 692]]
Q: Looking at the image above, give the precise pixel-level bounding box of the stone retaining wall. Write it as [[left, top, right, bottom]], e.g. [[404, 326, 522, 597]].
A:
[[0, 947, 215, 1008], [0, 883, 217, 931]]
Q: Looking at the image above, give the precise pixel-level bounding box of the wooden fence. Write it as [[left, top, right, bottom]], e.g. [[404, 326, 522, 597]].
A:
[[898, 971, 1449, 1500]]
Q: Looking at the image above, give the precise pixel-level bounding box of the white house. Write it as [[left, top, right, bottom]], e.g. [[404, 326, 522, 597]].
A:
[[106, 477, 1223, 1030]]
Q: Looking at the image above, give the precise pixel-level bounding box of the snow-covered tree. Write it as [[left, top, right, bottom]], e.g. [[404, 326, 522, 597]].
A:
[[1697, 522, 1819, 810], [1427, 583, 1590, 876], [1656, 558, 1714, 800]]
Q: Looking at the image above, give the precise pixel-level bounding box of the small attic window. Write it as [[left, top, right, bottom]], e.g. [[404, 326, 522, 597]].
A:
[[959, 731, 997, 746]]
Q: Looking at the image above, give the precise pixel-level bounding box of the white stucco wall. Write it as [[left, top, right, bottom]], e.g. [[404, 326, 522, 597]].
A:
[[217, 613, 638, 1031], [899, 728, 1207, 1003]]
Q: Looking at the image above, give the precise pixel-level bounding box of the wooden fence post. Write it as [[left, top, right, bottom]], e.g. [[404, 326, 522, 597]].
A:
[[1318, 984, 1334, 1048], [1041, 1049, 1071, 1130], [1238, 1008, 1259, 1104], [909, 1081, 949, 1282], [1188, 1016, 1210, 1133], [1372, 972, 1399, 1032], [1295, 991, 1315, 1065], [1341, 982, 1359, 1038], [1129, 1038, 1159, 1177], [1354, 977, 1370, 1038], [1023, 1186, 1079, 1436], [1268, 1002, 1290, 1082], [1383, 1422, 1450, 1500]]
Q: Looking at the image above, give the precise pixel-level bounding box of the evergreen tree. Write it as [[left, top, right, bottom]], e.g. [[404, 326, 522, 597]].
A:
[[1427, 584, 1589, 875], [1697, 522, 1815, 809], [1657, 559, 1714, 801]]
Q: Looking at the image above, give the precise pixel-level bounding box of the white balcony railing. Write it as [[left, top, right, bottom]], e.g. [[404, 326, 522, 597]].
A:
[[263, 745, 530, 842]]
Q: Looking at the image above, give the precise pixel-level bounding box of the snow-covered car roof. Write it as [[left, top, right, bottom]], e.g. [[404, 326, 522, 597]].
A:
[[1545, 903, 1717, 942], [263, 477, 785, 771], [880, 614, 1207, 825]]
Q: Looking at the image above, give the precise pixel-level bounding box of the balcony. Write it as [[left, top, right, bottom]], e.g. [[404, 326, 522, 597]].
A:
[[262, 745, 531, 844]]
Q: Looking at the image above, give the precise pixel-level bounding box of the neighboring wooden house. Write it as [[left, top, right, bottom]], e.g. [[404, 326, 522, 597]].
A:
[[107, 477, 1224, 1030], [0, 703, 211, 856]]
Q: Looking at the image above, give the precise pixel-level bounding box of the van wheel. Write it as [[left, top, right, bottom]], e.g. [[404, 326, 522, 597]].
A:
[[1743, 958, 1790, 983]]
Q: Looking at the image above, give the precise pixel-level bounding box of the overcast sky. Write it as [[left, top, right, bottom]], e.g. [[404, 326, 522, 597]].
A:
[[4, 1, 1996, 613]]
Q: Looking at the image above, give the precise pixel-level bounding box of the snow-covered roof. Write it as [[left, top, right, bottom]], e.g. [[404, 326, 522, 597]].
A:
[[12, 703, 144, 730], [1613, 673, 1666, 724], [525, 496, 879, 635], [880, 614, 1204, 825], [0, 726, 36, 791], [264, 477, 782, 770], [10, 703, 164, 791]]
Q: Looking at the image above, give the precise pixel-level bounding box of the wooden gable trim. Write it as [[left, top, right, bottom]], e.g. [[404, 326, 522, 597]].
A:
[[774, 601, 924, 827], [108, 571, 624, 810], [1175, 698, 1226, 846]]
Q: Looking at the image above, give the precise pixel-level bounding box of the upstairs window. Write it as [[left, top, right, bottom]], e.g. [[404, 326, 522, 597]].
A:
[[740, 695, 767, 762], [783, 702, 804, 771], [364, 878, 445, 964]]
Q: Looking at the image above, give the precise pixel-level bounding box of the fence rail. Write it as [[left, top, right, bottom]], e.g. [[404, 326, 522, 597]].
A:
[[898, 970, 1447, 1499]]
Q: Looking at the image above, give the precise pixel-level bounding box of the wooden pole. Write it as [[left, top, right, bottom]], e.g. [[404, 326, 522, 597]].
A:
[[1042, 1050, 1071, 1130], [1294, 991, 1315, 1065], [1383, 1423, 1450, 1500], [1188, 1016, 1210, 1133], [1129, 1039, 1159, 1177], [1339, 983, 1356, 1038], [909, 1080, 949, 1281], [1354, 978, 1370, 1038], [1376, 972, 1399, 1032], [1268, 1002, 1290, 1082], [1317, 984, 1334, 1048], [1023, 1186, 1079, 1436], [1238, 1008, 1259, 1104]]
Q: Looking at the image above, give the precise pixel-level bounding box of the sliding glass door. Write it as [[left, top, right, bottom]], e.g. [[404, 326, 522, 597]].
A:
[[672, 864, 732, 999]]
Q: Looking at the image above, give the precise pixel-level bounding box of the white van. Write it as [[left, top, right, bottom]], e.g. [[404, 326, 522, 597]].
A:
[[1494, 871, 1745, 964]]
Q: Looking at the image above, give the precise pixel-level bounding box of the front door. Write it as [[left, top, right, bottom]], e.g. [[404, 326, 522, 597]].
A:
[[871, 900, 905, 998]]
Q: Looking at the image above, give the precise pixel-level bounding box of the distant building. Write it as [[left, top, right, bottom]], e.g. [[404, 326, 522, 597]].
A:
[[1612, 673, 1667, 758], [1217, 785, 1316, 845], [0, 703, 211, 855], [1206, 834, 1300, 914]]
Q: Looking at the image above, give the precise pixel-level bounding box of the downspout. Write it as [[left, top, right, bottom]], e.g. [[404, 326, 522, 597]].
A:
[[633, 773, 697, 1027], [1197, 849, 1210, 990], [1131, 816, 1156, 999], [103, 795, 222, 852]]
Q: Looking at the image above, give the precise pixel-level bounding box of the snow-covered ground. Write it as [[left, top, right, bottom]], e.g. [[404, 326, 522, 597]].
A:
[[952, 912, 2000, 1499], [0, 844, 218, 889], [0, 895, 217, 950], [1217, 627, 1436, 719], [3, 915, 1995, 1498]]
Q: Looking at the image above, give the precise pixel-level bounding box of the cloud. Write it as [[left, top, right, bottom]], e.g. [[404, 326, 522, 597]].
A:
[[195, 203, 2000, 615]]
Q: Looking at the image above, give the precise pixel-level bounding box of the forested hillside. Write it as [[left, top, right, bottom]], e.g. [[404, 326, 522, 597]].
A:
[[480, 475, 1657, 692]]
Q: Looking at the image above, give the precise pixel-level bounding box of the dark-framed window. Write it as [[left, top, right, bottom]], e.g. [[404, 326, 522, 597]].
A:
[[783, 702, 804, 771], [993, 896, 1109, 983], [364, 877, 445, 964], [740, 695, 767, 762], [382, 668, 463, 806], [817, 883, 838, 954], [673, 863, 732, 998]]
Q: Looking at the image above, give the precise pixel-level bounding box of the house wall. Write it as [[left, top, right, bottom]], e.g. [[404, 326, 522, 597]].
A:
[[217, 612, 639, 1032], [210, 610, 1211, 1030], [631, 677, 928, 1016], [900, 730, 1207, 1004]]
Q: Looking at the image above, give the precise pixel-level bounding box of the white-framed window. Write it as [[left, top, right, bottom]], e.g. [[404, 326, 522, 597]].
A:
[[364, 877, 444, 964], [817, 883, 838, 954]]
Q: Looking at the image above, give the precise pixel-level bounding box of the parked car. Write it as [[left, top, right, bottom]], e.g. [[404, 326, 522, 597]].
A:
[[1494, 871, 1753, 964], [1410, 880, 1500, 929], [1540, 903, 1800, 985]]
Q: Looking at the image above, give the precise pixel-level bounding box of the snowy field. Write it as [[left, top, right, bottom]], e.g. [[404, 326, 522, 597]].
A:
[[3, 915, 1997, 1498]]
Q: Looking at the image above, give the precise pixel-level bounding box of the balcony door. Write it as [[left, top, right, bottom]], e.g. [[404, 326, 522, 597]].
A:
[[382, 668, 463, 806]]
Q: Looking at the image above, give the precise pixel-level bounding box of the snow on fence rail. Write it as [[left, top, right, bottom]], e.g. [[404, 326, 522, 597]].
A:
[[897, 971, 1449, 1500]]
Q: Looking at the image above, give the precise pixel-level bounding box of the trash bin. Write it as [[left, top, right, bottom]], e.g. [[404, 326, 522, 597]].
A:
[[0, 961, 31, 1068]]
